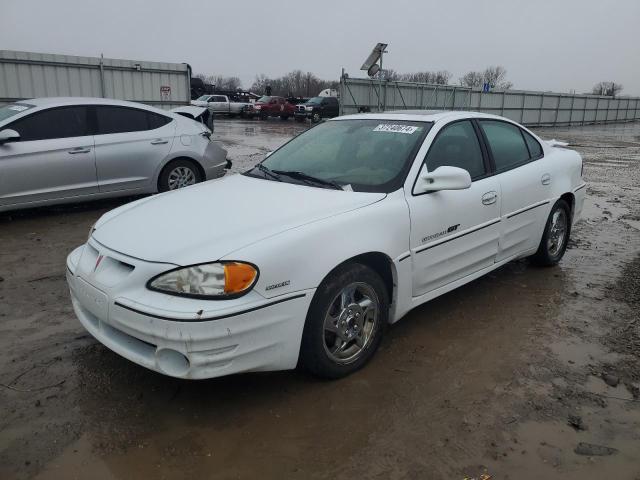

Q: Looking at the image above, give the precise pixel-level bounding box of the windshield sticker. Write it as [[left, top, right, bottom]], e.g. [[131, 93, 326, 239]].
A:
[[8, 105, 29, 112], [373, 124, 420, 134]]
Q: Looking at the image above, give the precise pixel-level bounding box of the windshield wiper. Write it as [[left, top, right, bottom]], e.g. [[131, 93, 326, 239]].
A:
[[251, 163, 282, 181], [271, 170, 343, 190]]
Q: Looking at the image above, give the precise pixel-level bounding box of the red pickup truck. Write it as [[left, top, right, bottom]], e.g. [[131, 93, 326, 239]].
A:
[[246, 96, 295, 120]]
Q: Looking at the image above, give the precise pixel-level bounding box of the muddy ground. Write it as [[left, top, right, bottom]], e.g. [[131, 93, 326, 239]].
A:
[[0, 119, 639, 480]]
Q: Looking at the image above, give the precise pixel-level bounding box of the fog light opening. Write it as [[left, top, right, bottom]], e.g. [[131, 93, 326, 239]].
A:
[[156, 349, 190, 377]]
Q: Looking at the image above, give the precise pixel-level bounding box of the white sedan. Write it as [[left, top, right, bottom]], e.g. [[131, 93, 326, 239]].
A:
[[66, 111, 585, 379]]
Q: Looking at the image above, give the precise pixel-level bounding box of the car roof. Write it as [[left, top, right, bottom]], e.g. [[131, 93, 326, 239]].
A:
[[334, 110, 510, 123], [15, 97, 165, 111]]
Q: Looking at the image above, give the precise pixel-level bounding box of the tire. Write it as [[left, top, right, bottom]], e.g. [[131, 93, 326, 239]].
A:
[[280, 115, 289, 120], [158, 159, 203, 193], [311, 112, 322, 123], [530, 199, 571, 266], [300, 263, 388, 379], [260, 113, 268, 120]]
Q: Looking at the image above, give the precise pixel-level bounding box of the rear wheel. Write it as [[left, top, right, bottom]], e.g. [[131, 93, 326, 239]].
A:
[[311, 111, 322, 123], [280, 115, 289, 120], [531, 199, 571, 266], [158, 159, 202, 192], [300, 263, 388, 378]]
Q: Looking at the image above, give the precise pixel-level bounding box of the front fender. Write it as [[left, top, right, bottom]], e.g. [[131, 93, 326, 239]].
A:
[[222, 190, 410, 301]]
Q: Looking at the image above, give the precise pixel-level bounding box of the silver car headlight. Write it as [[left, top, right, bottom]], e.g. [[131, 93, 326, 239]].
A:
[[147, 261, 259, 299]]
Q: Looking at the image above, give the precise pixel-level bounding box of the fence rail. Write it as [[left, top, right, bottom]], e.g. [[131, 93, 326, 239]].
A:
[[339, 77, 640, 126]]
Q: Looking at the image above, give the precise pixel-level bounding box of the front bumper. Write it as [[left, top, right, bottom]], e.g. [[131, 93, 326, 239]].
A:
[[66, 243, 314, 379]]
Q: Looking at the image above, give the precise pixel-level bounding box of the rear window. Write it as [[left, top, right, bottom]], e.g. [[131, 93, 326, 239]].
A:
[[95, 106, 172, 134]]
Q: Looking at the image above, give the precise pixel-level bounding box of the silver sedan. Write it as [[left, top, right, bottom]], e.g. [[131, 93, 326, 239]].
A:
[[0, 97, 228, 212]]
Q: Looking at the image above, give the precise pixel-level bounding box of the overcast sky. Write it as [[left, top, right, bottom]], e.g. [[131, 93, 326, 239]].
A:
[[2, 0, 639, 95]]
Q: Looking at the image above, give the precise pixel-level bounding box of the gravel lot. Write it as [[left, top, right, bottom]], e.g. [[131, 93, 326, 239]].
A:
[[1, 118, 639, 480]]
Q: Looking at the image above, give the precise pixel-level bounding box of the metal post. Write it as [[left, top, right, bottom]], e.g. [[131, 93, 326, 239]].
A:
[[553, 95, 560, 126], [520, 92, 526, 124], [339, 68, 345, 116], [538, 93, 544, 125], [378, 50, 383, 112], [568, 94, 575, 126], [501, 90, 506, 117], [99, 53, 106, 98], [451, 87, 456, 110]]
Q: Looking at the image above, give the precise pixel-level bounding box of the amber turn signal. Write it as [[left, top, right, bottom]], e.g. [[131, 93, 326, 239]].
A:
[[224, 262, 258, 294]]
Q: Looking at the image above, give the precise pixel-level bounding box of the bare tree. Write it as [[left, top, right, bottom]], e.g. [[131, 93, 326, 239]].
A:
[[460, 66, 513, 90], [250, 71, 338, 97], [375, 70, 451, 85], [592, 81, 623, 97], [193, 73, 242, 91]]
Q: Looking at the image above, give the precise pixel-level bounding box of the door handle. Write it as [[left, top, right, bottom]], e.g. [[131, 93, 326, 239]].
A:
[[68, 147, 91, 154], [482, 191, 498, 205], [151, 139, 169, 145], [541, 173, 551, 185]]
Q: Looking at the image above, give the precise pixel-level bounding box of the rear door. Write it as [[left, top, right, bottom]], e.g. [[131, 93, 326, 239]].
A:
[[477, 120, 550, 260], [406, 119, 501, 296], [0, 106, 97, 207], [93, 106, 175, 192]]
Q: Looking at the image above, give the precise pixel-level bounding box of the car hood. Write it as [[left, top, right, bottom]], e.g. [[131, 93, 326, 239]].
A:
[[92, 174, 385, 265]]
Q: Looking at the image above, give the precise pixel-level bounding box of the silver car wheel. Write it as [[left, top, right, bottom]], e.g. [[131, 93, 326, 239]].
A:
[[547, 208, 567, 256], [167, 166, 196, 190], [323, 282, 379, 365]]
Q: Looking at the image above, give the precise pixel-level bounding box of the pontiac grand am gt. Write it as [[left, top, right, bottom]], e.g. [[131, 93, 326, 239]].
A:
[[66, 111, 585, 379]]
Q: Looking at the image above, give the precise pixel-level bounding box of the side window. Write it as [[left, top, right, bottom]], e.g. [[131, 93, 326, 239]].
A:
[[8, 106, 89, 141], [479, 120, 530, 172], [424, 120, 485, 179], [522, 129, 543, 159], [147, 112, 173, 130], [95, 106, 169, 134]]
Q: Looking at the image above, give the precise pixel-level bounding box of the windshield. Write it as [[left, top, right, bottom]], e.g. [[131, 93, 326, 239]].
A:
[[255, 119, 431, 193], [196, 95, 211, 101], [0, 103, 35, 123], [306, 97, 323, 105], [257, 96, 272, 103]]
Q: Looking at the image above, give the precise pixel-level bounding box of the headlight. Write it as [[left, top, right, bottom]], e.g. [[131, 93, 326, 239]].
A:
[[255, 105, 262, 110], [147, 261, 258, 299]]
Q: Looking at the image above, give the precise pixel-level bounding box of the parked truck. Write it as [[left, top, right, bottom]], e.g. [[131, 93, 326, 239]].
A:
[[191, 94, 251, 117]]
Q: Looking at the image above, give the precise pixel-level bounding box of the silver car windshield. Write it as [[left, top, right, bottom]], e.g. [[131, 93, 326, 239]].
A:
[[0, 103, 35, 123], [259, 119, 432, 193], [196, 95, 211, 101]]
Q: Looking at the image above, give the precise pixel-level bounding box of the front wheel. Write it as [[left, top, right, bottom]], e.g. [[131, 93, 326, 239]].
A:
[[158, 159, 202, 192], [531, 199, 571, 266], [300, 263, 388, 378], [311, 112, 322, 123]]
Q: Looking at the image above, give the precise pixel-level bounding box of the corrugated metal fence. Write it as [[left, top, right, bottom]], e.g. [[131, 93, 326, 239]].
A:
[[340, 77, 640, 126], [0, 50, 191, 110]]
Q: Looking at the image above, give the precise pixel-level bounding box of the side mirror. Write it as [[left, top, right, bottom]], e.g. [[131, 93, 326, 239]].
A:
[[414, 166, 471, 194], [0, 129, 20, 145]]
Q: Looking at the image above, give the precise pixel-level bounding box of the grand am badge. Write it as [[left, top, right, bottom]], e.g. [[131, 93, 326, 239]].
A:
[[422, 224, 460, 243]]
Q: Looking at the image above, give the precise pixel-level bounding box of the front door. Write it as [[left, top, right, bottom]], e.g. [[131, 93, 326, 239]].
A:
[[406, 119, 501, 297], [0, 106, 97, 207]]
